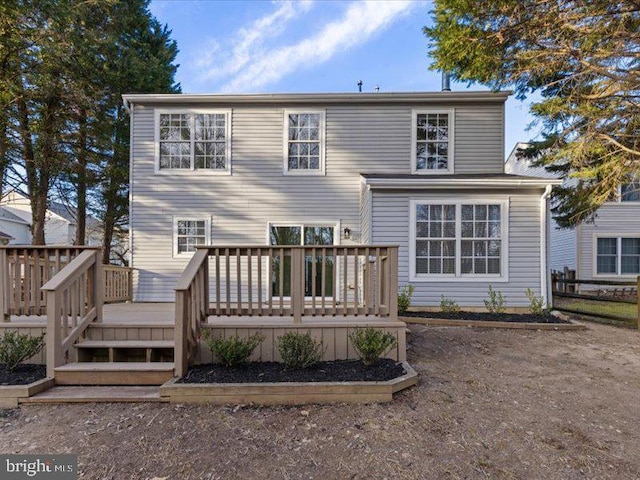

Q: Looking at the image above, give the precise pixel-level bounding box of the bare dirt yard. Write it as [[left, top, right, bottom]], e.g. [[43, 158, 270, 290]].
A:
[[1, 321, 639, 479]]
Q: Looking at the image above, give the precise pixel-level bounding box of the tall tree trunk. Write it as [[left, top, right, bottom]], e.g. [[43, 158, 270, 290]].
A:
[[75, 109, 87, 245], [0, 112, 7, 199], [17, 94, 47, 245]]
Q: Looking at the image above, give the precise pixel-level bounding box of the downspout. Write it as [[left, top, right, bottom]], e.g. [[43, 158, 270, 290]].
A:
[[128, 103, 134, 288], [540, 185, 553, 306]]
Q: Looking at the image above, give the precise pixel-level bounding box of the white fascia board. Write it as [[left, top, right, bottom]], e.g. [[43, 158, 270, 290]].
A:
[[363, 177, 563, 190], [122, 91, 512, 110]]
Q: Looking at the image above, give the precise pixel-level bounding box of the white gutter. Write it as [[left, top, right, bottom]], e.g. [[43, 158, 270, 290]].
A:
[[540, 184, 553, 306], [121, 90, 512, 107], [363, 177, 563, 189]]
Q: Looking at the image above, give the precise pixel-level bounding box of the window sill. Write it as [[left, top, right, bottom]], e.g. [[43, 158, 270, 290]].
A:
[[156, 169, 232, 176], [410, 169, 454, 175], [410, 275, 508, 283], [283, 170, 326, 176]]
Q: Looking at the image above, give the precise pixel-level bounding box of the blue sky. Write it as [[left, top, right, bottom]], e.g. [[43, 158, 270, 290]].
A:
[[149, 0, 540, 156]]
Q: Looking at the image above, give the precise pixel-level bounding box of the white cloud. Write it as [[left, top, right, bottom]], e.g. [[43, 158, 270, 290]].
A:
[[218, 0, 416, 92], [196, 0, 314, 82]]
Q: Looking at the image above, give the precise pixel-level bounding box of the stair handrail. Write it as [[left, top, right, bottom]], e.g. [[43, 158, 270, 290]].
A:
[[174, 248, 209, 377], [41, 249, 104, 377]]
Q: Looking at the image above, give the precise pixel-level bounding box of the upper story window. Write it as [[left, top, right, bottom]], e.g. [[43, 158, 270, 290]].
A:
[[412, 109, 454, 174], [283, 110, 325, 175], [621, 181, 640, 202], [156, 110, 231, 174]]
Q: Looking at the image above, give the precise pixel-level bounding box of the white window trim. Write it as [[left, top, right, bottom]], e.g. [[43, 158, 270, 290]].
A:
[[592, 233, 640, 277], [266, 220, 341, 300], [154, 108, 232, 175], [172, 216, 211, 258], [411, 108, 455, 175], [282, 109, 326, 176], [409, 197, 509, 282]]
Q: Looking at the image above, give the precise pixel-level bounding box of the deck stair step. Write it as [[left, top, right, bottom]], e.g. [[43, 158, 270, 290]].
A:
[[54, 362, 175, 386], [74, 340, 174, 363], [21, 386, 164, 404]]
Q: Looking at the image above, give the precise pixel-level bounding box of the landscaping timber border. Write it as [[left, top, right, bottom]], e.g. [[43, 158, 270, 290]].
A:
[[160, 362, 418, 405], [401, 316, 586, 331], [0, 378, 55, 408]]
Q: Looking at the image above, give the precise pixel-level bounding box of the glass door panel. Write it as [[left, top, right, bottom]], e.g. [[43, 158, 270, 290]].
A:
[[270, 226, 301, 297], [304, 226, 334, 297]]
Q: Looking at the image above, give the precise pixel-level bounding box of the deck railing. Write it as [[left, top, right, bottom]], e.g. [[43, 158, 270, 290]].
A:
[[0, 246, 94, 320], [0, 246, 131, 320], [174, 244, 399, 376], [40, 249, 104, 377], [103, 265, 133, 303], [174, 249, 209, 376]]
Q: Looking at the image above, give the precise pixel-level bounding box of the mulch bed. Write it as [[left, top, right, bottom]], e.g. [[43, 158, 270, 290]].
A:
[[178, 359, 406, 384], [402, 311, 569, 324], [0, 364, 47, 386]]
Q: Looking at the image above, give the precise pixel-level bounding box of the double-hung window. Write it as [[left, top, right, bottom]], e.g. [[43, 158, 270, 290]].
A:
[[284, 110, 325, 175], [173, 218, 211, 257], [411, 199, 507, 280], [157, 110, 231, 173], [412, 109, 454, 174], [596, 236, 640, 275]]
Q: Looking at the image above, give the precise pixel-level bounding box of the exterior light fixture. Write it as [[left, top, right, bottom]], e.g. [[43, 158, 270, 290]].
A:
[[343, 227, 351, 240]]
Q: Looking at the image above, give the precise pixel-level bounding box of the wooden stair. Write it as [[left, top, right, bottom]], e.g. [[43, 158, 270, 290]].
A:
[[21, 386, 164, 404], [54, 362, 175, 386], [51, 337, 176, 386]]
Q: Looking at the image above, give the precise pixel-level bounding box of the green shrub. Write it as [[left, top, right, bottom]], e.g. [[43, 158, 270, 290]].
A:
[[349, 327, 397, 366], [0, 331, 45, 372], [277, 332, 324, 369], [440, 295, 460, 314], [204, 331, 264, 367], [525, 288, 547, 316], [398, 284, 415, 314], [484, 285, 506, 314]]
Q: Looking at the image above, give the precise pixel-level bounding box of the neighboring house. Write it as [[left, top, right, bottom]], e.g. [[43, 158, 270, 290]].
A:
[[0, 190, 102, 246], [505, 143, 640, 281], [0, 230, 14, 245], [0, 205, 30, 244], [123, 91, 560, 307]]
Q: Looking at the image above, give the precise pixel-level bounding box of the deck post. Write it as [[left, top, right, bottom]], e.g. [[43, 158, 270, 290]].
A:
[[46, 290, 63, 378], [174, 291, 188, 377], [291, 248, 303, 323], [388, 247, 399, 321], [94, 251, 104, 323], [0, 249, 8, 322]]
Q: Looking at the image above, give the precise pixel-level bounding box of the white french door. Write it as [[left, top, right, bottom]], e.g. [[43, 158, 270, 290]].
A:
[[268, 222, 339, 298]]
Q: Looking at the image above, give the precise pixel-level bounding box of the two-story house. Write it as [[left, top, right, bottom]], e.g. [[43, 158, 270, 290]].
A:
[[506, 143, 640, 282], [123, 91, 559, 309]]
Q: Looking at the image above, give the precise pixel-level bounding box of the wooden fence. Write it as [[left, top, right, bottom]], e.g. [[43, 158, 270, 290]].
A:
[[551, 269, 639, 329], [1, 246, 132, 320]]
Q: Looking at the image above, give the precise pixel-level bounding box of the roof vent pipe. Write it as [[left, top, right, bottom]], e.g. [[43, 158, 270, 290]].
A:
[[357, 80, 363, 93], [442, 72, 451, 92]]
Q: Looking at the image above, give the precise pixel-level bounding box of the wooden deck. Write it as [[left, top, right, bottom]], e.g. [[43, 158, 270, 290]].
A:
[[6, 302, 403, 326]]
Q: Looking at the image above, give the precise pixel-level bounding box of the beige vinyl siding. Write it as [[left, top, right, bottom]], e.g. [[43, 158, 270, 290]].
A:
[[578, 203, 640, 280], [371, 189, 543, 307], [131, 100, 506, 301]]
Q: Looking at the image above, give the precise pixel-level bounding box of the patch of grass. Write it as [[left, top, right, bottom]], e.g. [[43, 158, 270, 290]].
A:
[[555, 299, 637, 327]]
